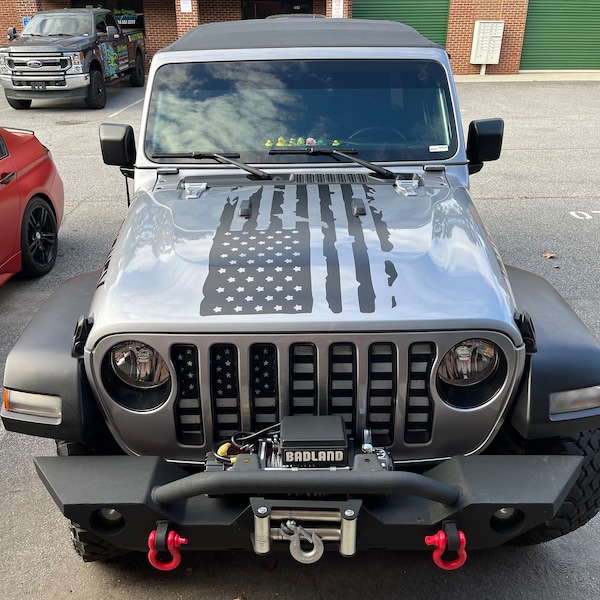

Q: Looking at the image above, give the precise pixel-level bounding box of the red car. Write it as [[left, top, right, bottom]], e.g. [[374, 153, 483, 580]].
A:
[[0, 127, 64, 286]]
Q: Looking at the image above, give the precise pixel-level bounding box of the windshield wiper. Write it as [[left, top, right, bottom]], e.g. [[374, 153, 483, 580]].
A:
[[269, 147, 396, 179], [151, 151, 272, 180]]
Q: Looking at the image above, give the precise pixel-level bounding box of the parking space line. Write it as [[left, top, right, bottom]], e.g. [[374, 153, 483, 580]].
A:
[[109, 98, 144, 118]]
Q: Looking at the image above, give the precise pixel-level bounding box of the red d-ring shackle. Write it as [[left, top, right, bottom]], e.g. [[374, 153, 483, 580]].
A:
[[148, 528, 189, 571], [424, 527, 467, 570]]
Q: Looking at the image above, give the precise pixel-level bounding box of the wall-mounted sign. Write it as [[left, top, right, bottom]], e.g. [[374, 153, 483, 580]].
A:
[[180, 0, 192, 14], [331, 0, 344, 18]]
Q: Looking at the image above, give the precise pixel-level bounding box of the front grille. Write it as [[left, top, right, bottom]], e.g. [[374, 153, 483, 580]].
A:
[[173, 340, 410, 447]]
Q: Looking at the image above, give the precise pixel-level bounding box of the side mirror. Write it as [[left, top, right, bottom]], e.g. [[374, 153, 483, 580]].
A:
[[466, 118, 504, 175], [7, 26, 17, 41], [106, 25, 119, 39], [99, 123, 136, 167]]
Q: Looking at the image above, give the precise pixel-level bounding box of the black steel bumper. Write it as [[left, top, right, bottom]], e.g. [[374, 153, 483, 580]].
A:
[[34, 453, 582, 554]]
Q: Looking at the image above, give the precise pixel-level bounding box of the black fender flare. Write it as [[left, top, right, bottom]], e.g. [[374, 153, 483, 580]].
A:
[[507, 265, 600, 438], [2, 270, 108, 444]]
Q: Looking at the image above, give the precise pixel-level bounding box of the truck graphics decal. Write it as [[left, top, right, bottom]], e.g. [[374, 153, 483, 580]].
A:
[[200, 184, 392, 316], [102, 42, 118, 76]]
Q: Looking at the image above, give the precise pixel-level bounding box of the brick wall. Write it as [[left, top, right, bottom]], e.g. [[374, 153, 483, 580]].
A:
[[1, 1, 529, 76], [447, 0, 529, 74]]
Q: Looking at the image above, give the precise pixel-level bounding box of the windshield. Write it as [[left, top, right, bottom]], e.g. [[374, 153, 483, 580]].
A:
[[22, 14, 92, 37], [145, 59, 458, 164]]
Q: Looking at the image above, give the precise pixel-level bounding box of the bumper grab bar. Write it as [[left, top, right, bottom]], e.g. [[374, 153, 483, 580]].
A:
[[151, 469, 461, 507]]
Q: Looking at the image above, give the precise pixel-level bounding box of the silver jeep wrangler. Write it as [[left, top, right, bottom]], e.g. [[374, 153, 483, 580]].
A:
[[3, 18, 600, 571]]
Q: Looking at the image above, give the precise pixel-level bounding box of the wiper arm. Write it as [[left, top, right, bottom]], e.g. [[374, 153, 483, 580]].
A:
[[151, 151, 272, 180], [270, 147, 396, 179]]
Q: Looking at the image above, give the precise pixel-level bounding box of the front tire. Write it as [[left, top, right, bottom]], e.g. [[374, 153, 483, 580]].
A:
[[511, 429, 600, 544], [19, 196, 58, 278], [56, 440, 128, 562], [85, 70, 106, 109]]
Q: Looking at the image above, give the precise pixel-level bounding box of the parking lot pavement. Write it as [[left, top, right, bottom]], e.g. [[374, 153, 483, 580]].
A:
[[1, 78, 599, 599]]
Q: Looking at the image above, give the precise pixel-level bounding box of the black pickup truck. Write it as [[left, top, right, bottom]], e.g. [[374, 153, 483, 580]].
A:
[[0, 8, 145, 109]]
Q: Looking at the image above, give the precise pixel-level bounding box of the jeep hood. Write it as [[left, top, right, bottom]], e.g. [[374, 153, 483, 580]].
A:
[[88, 180, 520, 342]]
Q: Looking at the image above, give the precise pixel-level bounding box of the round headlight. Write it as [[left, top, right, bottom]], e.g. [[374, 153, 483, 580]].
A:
[[111, 341, 170, 389], [438, 339, 499, 387]]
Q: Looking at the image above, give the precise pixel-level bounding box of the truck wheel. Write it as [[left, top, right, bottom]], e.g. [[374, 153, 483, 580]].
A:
[[56, 440, 129, 562], [85, 70, 106, 109], [509, 429, 600, 545], [129, 52, 145, 87], [70, 521, 128, 563], [19, 196, 58, 278], [6, 96, 32, 109]]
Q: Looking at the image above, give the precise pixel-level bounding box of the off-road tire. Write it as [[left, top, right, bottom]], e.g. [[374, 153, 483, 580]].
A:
[[6, 96, 32, 109], [85, 69, 106, 109], [70, 521, 128, 563], [56, 440, 129, 562], [129, 52, 145, 87], [511, 429, 600, 545]]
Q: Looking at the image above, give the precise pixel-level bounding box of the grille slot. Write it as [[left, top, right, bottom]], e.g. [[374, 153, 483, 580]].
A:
[[367, 343, 397, 446], [210, 344, 241, 440], [328, 343, 357, 435], [289, 343, 318, 415], [171, 345, 203, 445], [250, 343, 279, 429], [404, 343, 435, 444]]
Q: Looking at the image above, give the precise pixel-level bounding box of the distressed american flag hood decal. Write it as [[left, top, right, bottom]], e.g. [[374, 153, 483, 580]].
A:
[[90, 180, 518, 336]]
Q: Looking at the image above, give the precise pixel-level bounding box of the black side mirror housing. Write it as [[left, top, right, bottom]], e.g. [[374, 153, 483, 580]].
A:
[[106, 25, 120, 39], [467, 118, 504, 175], [99, 123, 136, 168], [7, 26, 17, 41]]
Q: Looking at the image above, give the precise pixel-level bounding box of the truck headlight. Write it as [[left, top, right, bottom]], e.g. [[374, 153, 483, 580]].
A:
[[101, 341, 171, 411], [66, 52, 84, 74], [438, 339, 499, 387], [436, 339, 506, 409], [0, 53, 10, 75]]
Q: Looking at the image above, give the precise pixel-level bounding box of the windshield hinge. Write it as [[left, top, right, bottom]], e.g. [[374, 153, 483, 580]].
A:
[[394, 176, 423, 196]]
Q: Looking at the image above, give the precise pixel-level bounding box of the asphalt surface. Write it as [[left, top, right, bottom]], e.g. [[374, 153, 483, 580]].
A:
[[1, 76, 599, 599]]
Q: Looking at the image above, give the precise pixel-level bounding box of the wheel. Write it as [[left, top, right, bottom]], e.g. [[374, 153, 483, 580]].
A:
[[6, 96, 32, 109], [56, 440, 129, 562], [19, 196, 58, 278], [129, 52, 145, 87], [347, 126, 407, 143], [507, 429, 600, 545], [85, 70, 106, 109]]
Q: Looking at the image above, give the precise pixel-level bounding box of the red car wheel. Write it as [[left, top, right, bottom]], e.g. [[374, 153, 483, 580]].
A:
[[20, 196, 58, 278]]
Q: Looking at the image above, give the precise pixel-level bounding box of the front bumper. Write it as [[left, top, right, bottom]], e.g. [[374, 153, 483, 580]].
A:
[[35, 453, 582, 555], [1, 73, 90, 100]]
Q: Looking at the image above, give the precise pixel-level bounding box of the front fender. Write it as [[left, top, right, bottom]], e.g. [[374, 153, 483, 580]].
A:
[[507, 265, 600, 438], [1, 270, 106, 444]]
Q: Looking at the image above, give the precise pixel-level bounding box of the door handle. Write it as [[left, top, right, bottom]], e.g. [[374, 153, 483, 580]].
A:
[[0, 171, 15, 184]]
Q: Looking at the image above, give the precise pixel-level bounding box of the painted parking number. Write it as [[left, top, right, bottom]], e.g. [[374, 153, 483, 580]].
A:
[[570, 211, 600, 220]]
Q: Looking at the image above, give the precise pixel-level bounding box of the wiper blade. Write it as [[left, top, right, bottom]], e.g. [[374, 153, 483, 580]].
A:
[[270, 147, 396, 179], [151, 151, 272, 180]]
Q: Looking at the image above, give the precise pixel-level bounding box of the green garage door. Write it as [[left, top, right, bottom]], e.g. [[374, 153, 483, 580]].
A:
[[520, 0, 600, 70], [352, 0, 450, 46]]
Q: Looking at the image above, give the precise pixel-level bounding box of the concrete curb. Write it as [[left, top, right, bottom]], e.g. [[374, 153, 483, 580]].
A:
[[454, 71, 600, 82]]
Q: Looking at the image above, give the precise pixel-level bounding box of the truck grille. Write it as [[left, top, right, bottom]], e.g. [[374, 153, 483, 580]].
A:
[[171, 339, 431, 448], [6, 53, 70, 84]]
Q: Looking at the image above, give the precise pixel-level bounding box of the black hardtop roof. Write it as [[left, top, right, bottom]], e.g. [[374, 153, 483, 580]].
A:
[[162, 18, 442, 53]]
